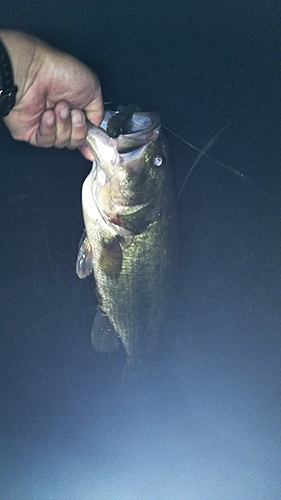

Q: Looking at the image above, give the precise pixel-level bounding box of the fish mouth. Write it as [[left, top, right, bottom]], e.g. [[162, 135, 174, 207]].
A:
[[86, 110, 161, 186], [101, 107, 161, 150], [86, 109, 161, 170]]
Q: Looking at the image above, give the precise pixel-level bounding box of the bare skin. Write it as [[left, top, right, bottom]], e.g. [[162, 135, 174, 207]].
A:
[[0, 30, 103, 160]]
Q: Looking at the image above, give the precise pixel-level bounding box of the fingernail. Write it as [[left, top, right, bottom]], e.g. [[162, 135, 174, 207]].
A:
[[46, 114, 55, 126], [59, 106, 70, 119], [72, 110, 85, 127]]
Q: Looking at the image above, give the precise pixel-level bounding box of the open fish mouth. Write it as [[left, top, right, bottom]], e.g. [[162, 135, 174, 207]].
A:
[[86, 106, 161, 174], [102, 103, 161, 151]]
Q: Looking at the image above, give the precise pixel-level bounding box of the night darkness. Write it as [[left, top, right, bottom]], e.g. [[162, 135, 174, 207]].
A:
[[0, 2, 280, 499]]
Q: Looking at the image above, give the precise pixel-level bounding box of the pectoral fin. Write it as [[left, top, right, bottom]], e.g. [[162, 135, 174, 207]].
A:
[[99, 236, 122, 278], [76, 230, 93, 279]]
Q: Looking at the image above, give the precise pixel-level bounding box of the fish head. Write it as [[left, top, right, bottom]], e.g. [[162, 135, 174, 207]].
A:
[[85, 109, 173, 236]]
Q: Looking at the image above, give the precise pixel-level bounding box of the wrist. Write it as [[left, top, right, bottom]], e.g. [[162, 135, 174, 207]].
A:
[[0, 37, 17, 116], [0, 31, 38, 104]]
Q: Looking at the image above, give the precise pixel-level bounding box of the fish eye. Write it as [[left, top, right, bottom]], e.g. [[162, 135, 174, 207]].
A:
[[153, 155, 163, 167]]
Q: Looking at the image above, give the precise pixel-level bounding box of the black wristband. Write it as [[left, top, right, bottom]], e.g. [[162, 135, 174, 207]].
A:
[[0, 38, 18, 118]]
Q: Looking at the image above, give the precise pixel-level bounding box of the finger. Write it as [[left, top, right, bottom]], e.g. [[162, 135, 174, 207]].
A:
[[79, 144, 95, 162], [53, 101, 72, 148], [66, 109, 87, 149], [35, 108, 56, 147], [85, 87, 104, 127]]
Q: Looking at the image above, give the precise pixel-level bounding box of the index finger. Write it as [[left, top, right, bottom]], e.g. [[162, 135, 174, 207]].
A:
[[85, 88, 104, 127]]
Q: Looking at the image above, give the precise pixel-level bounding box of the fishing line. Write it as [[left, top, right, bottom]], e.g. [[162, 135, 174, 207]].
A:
[[163, 125, 280, 204]]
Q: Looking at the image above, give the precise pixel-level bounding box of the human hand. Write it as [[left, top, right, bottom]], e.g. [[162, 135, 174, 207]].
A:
[[0, 31, 103, 160]]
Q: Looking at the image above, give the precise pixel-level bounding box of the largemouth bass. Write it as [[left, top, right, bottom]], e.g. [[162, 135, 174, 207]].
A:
[[76, 105, 179, 380]]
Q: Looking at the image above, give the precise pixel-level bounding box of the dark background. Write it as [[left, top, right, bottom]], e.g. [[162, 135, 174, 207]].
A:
[[1, 2, 280, 499]]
